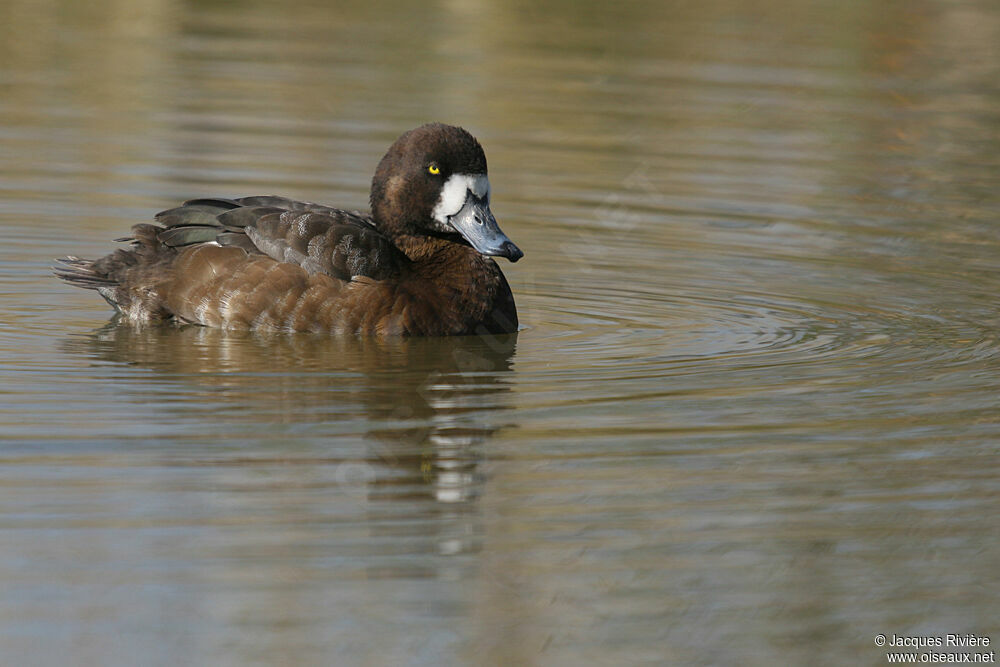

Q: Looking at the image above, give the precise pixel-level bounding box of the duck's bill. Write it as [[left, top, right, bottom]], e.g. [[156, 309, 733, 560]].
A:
[[448, 192, 523, 262]]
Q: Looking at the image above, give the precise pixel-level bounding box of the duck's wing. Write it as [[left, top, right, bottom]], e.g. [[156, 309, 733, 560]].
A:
[[153, 196, 408, 281]]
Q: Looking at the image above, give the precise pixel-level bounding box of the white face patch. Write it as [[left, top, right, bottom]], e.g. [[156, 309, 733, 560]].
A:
[[431, 173, 490, 229]]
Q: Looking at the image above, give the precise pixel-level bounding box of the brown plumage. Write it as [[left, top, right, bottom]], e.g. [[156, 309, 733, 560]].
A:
[[55, 124, 522, 336]]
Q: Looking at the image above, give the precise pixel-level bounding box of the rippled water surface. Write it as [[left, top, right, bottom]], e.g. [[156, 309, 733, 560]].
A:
[[2, 0, 999, 664]]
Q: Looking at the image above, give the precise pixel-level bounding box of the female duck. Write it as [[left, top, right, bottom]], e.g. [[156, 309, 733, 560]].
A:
[[57, 124, 522, 336]]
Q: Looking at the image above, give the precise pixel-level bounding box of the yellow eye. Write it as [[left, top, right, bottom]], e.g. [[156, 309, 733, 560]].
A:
[[428, 163, 440, 175]]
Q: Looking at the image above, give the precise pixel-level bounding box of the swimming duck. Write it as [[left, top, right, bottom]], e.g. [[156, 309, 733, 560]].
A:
[[56, 123, 522, 336]]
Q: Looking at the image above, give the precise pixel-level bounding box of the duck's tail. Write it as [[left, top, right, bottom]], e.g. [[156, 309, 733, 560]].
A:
[[54, 224, 176, 320], [53, 255, 115, 289]]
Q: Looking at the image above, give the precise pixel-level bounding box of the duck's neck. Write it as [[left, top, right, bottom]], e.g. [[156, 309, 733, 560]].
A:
[[392, 233, 516, 334], [393, 234, 485, 275]]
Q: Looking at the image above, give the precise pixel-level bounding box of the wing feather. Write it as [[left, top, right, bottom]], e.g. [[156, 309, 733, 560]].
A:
[[153, 196, 406, 281]]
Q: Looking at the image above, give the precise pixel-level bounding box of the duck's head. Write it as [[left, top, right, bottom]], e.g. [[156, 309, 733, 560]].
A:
[[370, 123, 523, 262]]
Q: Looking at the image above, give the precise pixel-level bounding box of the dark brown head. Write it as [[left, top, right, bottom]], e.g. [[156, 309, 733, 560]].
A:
[[369, 123, 522, 262]]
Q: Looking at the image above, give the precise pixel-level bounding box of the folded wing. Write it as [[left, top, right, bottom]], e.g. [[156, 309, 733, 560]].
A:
[[154, 196, 408, 282]]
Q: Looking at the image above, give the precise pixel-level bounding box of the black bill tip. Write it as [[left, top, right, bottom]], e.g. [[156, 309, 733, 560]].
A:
[[499, 240, 523, 263]]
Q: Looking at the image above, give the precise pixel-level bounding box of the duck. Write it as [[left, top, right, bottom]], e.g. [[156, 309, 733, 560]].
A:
[[55, 123, 522, 336]]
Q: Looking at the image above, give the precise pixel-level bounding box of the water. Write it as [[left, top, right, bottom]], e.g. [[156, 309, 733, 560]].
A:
[[1, 0, 999, 664]]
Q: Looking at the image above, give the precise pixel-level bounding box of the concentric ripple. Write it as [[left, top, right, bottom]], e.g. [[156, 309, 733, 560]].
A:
[[503, 192, 1000, 448]]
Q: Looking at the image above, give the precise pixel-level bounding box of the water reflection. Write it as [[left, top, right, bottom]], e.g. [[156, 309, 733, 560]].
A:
[[62, 321, 518, 510]]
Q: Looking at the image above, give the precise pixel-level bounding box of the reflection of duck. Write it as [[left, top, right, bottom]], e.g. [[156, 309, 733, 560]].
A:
[[64, 322, 518, 505], [57, 124, 522, 336]]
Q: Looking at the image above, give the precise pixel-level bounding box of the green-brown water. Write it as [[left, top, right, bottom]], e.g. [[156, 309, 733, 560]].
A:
[[1, 0, 998, 664]]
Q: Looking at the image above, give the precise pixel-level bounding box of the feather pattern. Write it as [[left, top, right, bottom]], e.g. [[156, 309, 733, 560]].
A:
[[153, 198, 407, 282]]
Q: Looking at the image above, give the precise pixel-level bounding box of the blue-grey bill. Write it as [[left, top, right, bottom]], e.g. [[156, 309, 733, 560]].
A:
[[448, 192, 523, 262]]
